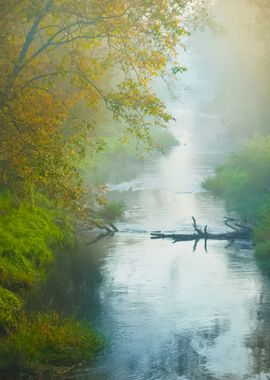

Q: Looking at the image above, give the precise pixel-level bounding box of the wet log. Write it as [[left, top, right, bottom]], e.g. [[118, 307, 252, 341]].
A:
[[151, 217, 252, 243]]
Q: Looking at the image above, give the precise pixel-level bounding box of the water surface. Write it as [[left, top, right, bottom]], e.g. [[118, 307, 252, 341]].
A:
[[38, 106, 270, 380]]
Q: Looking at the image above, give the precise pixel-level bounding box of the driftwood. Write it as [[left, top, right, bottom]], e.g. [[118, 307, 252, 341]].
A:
[[151, 217, 252, 249]]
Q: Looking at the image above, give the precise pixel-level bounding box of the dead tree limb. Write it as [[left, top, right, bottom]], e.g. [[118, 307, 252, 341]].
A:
[[151, 217, 252, 243]]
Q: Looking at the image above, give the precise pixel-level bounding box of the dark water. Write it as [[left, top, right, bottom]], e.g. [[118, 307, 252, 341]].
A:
[[29, 105, 270, 380]]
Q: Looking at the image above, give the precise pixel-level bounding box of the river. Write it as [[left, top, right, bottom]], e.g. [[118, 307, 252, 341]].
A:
[[84, 111, 270, 380], [30, 101, 270, 380], [27, 39, 270, 380]]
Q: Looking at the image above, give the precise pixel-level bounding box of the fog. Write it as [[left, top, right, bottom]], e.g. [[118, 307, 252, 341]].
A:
[[178, 0, 270, 141], [3, 1, 270, 379]]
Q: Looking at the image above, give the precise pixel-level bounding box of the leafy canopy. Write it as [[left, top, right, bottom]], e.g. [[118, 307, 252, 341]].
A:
[[0, 0, 201, 207]]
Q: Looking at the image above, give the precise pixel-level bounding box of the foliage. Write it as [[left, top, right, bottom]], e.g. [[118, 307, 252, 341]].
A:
[[204, 136, 270, 259], [0, 191, 74, 291], [0, 190, 104, 372], [0, 287, 22, 333], [253, 201, 270, 268], [0, 0, 199, 208], [0, 312, 104, 371], [83, 127, 179, 185], [96, 201, 125, 222], [0, 0, 202, 371]]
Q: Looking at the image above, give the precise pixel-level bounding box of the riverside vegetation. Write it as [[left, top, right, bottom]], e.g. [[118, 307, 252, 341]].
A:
[[203, 0, 270, 269], [204, 137, 270, 268], [0, 0, 206, 375]]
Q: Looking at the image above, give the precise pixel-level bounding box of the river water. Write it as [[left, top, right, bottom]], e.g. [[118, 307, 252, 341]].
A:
[[29, 99, 270, 380], [28, 50, 270, 380], [42, 102, 269, 380]]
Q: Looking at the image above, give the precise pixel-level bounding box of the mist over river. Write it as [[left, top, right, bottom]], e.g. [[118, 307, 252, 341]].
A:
[[29, 76, 270, 380], [3, 0, 270, 378], [78, 118, 270, 379], [26, 8, 270, 379]]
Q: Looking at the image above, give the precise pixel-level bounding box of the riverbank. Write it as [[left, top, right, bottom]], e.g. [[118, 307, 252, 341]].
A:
[[0, 191, 104, 376], [0, 125, 178, 377], [28, 108, 270, 380], [203, 135, 270, 269]]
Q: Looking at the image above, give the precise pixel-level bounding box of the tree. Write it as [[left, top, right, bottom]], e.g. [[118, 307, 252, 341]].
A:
[[0, 0, 201, 207]]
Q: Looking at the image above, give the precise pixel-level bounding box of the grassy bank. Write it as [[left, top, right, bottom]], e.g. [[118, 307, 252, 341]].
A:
[[0, 313, 104, 375], [203, 136, 270, 267], [0, 191, 104, 375]]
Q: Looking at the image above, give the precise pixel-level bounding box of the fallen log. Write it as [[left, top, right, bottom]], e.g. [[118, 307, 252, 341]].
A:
[[151, 217, 252, 243]]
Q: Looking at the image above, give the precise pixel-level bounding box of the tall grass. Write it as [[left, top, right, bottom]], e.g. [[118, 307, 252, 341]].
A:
[[0, 312, 104, 372]]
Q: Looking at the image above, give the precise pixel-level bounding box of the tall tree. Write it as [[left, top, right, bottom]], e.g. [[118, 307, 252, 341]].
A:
[[0, 0, 201, 207]]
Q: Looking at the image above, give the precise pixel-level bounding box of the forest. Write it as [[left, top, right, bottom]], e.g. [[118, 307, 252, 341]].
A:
[[1, 0, 270, 379]]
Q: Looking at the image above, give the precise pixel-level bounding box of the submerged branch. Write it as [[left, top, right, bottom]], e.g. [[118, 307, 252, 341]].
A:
[[151, 217, 252, 244]]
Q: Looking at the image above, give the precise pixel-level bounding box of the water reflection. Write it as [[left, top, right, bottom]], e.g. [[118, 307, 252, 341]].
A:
[[27, 109, 270, 380]]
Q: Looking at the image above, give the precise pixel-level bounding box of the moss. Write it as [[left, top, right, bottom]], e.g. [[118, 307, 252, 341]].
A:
[[0, 287, 22, 333], [0, 312, 104, 371]]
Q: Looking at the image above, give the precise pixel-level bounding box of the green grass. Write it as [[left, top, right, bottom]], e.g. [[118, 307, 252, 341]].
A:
[[0, 190, 104, 373], [0, 287, 22, 334], [0, 312, 104, 372], [0, 191, 74, 292]]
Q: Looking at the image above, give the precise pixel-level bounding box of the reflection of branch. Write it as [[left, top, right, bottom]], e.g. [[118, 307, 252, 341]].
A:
[[193, 239, 199, 252], [225, 240, 235, 249], [87, 233, 110, 246], [204, 239, 208, 253]]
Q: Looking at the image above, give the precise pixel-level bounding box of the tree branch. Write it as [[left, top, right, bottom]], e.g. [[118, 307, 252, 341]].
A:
[[10, 0, 53, 79]]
